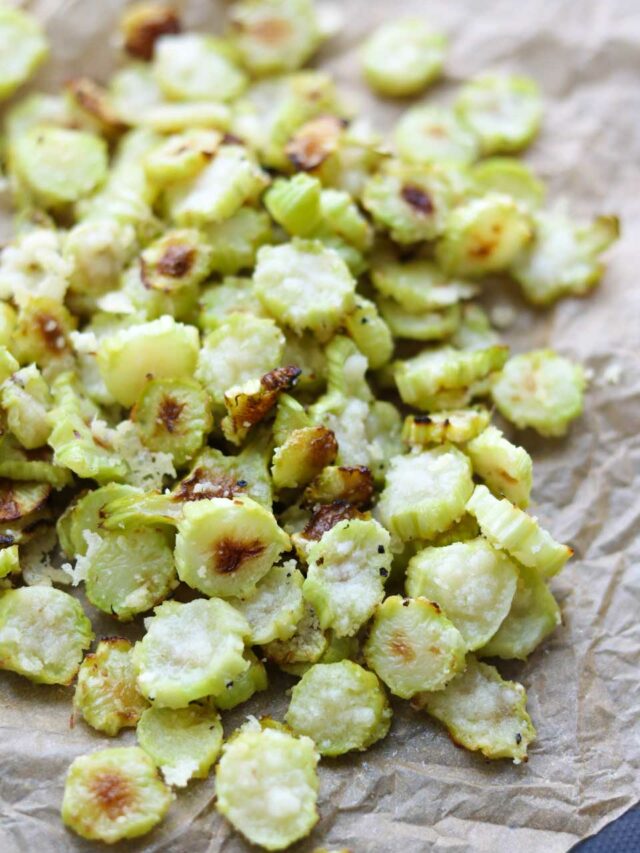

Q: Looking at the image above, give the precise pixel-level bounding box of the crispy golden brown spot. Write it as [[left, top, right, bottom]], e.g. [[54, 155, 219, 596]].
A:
[[302, 500, 364, 542], [66, 78, 127, 136], [469, 223, 502, 259], [156, 243, 196, 278], [226, 366, 301, 439], [390, 632, 415, 662], [247, 16, 292, 45], [401, 185, 434, 215], [285, 115, 345, 171], [158, 395, 185, 434], [214, 537, 265, 574], [0, 484, 19, 522], [90, 772, 134, 819], [306, 427, 339, 471], [122, 3, 181, 61], [174, 467, 245, 502], [35, 313, 67, 353]]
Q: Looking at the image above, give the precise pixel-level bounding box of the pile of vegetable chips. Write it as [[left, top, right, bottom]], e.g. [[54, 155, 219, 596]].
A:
[[0, 1, 618, 849]]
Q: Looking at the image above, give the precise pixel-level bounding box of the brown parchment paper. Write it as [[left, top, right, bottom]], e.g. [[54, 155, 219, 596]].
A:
[[1, 1, 639, 850]]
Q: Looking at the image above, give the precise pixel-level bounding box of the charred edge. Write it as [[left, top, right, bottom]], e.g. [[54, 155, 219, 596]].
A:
[[214, 537, 265, 574], [66, 78, 127, 132], [335, 465, 375, 506], [158, 395, 186, 434], [90, 771, 135, 819], [124, 7, 182, 61], [307, 427, 339, 470], [156, 243, 196, 279], [0, 480, 50, 522], [260, 365, 302, 395], [35, 313, 67, 353], [401, 185, 434, 215], [285, 115, 344, 171], [174, 468, 243, 502], [413, 415, 433, 425], [302, 500, 363, 541], [221, 132, 244, 146]]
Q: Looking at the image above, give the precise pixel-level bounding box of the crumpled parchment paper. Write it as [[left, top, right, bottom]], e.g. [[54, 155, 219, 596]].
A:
[[1, 1, 639, 851]]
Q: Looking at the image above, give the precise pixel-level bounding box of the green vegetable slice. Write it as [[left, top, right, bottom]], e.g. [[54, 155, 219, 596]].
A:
[[363, 595, 466, 699], [406, 538, 518, 650], [414, 655, 536, 762], [132, 598, 250, 707], [229, 561, 304, 644], [361, 19, 446, 97], [303, 518, 391, 637], [175, 496, 289, 598], [137, 704, 223, 787], [74, 638, 149, 736], [61, 746, 173, 843], [492, 349, 586, 437], [511, 209, 619, 305], [216, 720, 319, 851], [395, 105, 479, 166], [286, 660, 391, 755], [0, 6, 48, 101], [212, 649, 268, 710], [455, 73, 542, 154], [377, 446, 474, 540], [0, 586, 93, 685]]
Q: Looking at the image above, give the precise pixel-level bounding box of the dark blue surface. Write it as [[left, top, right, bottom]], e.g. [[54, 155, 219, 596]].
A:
[[573, 806, 640, 852]]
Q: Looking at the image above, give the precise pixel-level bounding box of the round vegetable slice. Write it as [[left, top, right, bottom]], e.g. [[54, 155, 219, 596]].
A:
[[343, 296, 393, 370], [361, 19, 446, 97], [378, 298, 460, 342], [175, 496, 289, 598], [196, 314, 284, 405], [436, 193, 533, 277], [406, 538, 518, 650], [74, 638, 149, 736], [153, 33, 246, 102], [76, 527, 177, 621], [511, 210, 619, 305], [215, 721, 320, 851], [377, 446, 474, 540], [0, 586, 93, 685], [492, 349, 586, 437], [97, 316, 200, 407], [132, 598, 250, 708], [137, 704, 223, 787], [395, 105, 479, 166], [303, 518, 391, 638], [363, 595, 466, 699], [413, 655, 536, 763], [394, 344, 508, 411], [61, 746, 174, 843], [132, 378, 212, 467], [229, 0, 323, 76], [254, 239, 356, 340], [466, 484, 572, 578], [0, 6, 48, 100], [14, 127, 108, 207], [228, 561, 305, 644], [362, 160, 454, 245], [286, 660, 391, 756], [455, 73, 542, 154]]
